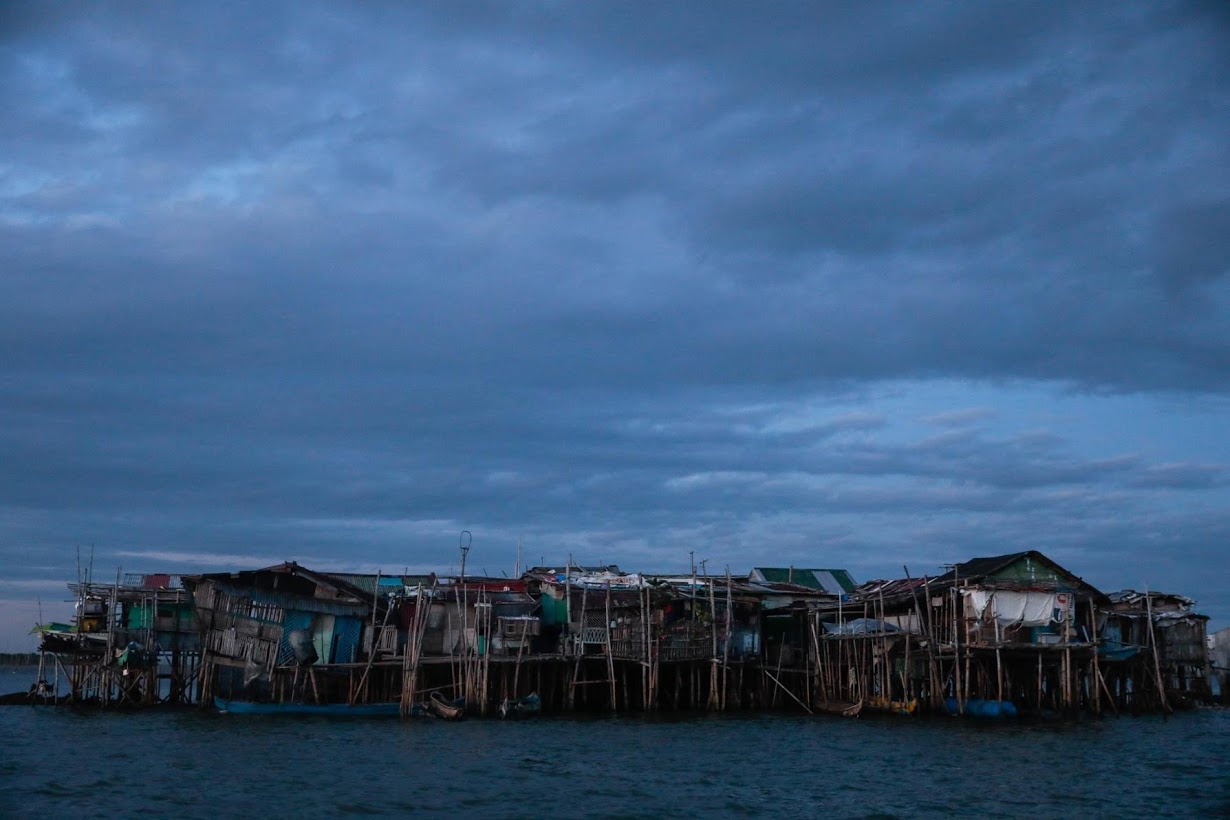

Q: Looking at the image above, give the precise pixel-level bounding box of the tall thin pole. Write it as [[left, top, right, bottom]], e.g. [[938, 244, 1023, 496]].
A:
[[723, 565, 732, 711], [605, 581, 616, 712], [565, 554, 573, 644], [458, 531, 471, 703], [1145, 584, 1171, 714], [952, 566, 962, 715]]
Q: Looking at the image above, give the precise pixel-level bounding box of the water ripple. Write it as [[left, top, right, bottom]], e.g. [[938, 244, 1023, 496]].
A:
[[1, 704, 1228, 818]]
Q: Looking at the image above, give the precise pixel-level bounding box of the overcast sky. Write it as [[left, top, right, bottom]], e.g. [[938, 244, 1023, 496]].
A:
[[2, 2, 1228, 651]]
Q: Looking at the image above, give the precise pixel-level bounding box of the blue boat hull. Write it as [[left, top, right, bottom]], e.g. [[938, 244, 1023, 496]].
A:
[[215, 697, 402, 716], [944, 697, 1019, 718]]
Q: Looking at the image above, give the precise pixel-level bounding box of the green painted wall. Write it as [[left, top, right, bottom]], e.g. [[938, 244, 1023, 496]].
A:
[[988, 556, 1065, 584], [540, 590, 568, 625]]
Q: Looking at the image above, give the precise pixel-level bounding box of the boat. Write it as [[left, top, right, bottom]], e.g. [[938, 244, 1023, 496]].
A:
[[214, 697, 401, 717], [814, 699, 863, 717], [498, 692, 541, 719], [867, 696, 918, 715], [427, 692, 466, 720], [944, 697, 1018, 718], [31, 622, 108, 655]]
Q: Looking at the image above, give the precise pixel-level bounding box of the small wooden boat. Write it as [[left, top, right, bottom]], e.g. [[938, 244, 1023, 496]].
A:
[[814, 699, 864, 717], [867, 696, 917, 715], [498, 692, 541, 719], [428, 692, 466, 720]]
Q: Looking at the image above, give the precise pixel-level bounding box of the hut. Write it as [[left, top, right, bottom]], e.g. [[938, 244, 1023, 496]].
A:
[[927, 550, 1108, 716], [1210, 626, 1230, 705], [807, 551, 1110, 717], [186, 562, 379, 707], [1101, 590, 1213, 709], [35, 572, 198, 706]]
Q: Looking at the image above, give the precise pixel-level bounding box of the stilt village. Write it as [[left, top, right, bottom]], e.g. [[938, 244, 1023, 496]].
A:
[[18, 541, 1224, 721]]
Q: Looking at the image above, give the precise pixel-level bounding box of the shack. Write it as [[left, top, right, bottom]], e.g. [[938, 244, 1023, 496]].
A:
[[25, 547, 1206, 719], [35, 572, 198, 705], [1101, 590, 1212, 709], [186, 562, 378, 706]]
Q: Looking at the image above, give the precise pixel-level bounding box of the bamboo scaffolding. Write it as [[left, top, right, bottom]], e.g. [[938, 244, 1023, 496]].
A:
[[352, 596, 395, 705]]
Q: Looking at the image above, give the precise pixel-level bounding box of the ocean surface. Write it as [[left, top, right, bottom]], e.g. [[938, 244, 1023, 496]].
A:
[[1, 666, 1227, 819]]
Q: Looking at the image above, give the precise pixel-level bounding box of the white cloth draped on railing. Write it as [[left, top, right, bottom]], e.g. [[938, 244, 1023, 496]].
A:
[[964, 590, 1064, 627]]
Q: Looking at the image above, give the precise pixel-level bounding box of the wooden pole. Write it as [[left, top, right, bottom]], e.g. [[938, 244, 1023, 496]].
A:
[[1037, 652, 1043, 710], [353, 596, 394, 705], [707, 568, 719, 710], [836, 589, 844, 700], [723, 567, 732, 711], [878, 587, 889, 704], [1144, 585, 1171, 714], [809, 611, 822, 708], [568, 583, 590, 710], [1089, 605, 1101, 715], [764, 669, 813, 714], [605, 582, 617, 712], [1096, 666, 1119, 715], [644, 580, 654, 708], [952, 570, 963, 714]]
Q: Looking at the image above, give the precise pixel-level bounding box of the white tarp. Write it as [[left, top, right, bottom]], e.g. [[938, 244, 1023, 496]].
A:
[[965, 590, 1060, 627], [569, 571, 647, 588]]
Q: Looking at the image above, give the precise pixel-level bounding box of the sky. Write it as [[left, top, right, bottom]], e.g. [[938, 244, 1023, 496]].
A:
[[1, 2, 1228, 651]]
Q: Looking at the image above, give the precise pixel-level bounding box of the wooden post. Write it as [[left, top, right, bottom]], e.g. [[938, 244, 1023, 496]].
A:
[[512, 619, 529, 698], [568, 583, 589, 711], [962, 590, 972, 706], [605, 582, 617, 712], [952, 570, 963, 714], [723, 566, 732, 711], [836, 589, 845, 701], [904, 566, 935, 710], [861, 599, 870, 703], [1096, 666, 1119, 715], [1144, 585, 1171, 714], [644, 580, 654, 708], [401, 582, 434, 717], [1089, 605, 1101, 715], [809, 611, 823, 708], [1037, 652, 1043, 710], [764, 669, 812, 714], [878, 587, 889, 704], [353, 596, 394, 705], [707, 568, 719, 711]]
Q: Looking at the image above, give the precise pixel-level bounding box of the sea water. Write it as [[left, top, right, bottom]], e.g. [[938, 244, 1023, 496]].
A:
[[1, 666, 1227, 818]]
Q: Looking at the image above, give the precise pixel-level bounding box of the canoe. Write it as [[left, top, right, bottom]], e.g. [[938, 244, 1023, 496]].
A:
[[867, 696, 918, 715], [214, 697, 400, 717], [945, 697, 1019, 718], [428, 692, 466, 720], [814, 699, 863, 717], [498, 692, 541, 719]]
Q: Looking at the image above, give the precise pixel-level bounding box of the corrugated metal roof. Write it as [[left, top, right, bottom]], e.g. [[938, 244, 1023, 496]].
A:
[[811, 570, 857, 594], [750, 568, 856, 593], [325, 573, 435, 596], [929, 551, 1107, 601], [209, 580, 371, 618]]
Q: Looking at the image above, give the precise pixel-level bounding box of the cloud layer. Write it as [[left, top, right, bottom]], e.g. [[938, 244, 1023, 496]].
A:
[[2, 2, 1228, 648]]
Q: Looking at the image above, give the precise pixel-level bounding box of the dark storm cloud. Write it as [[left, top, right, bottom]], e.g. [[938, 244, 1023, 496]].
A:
[[2, 1, 1229, 643]]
